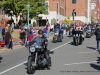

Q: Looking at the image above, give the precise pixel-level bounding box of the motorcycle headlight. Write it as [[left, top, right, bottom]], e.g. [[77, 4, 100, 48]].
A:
[[30, 47, 35, 52], [76, 34, 78, 37]]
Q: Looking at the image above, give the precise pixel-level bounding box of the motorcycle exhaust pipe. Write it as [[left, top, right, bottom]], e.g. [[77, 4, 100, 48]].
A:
[[34, 52, 38, 66]]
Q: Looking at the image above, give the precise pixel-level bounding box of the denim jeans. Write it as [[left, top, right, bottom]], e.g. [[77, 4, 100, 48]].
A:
[[2, 35, 5, 41], [96, 40, 100, 49], [6, 41, 10, 48], [44, 33, 47, 38], [60, 34, 63, 39], [47, 30, 50, 38]]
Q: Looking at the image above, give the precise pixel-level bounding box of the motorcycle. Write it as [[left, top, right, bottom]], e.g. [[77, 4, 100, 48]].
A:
[[73, 34, 83, 46], [86, 30, 92, 38], [53, 32, 62, 43], [27, 44, 53, 74]]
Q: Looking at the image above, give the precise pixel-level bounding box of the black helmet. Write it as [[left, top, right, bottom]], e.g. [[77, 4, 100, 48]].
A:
[[38, 29, 43, 34]]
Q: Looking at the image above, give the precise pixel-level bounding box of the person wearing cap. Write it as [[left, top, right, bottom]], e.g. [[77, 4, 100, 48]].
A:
[[28, 29, 51, 67]]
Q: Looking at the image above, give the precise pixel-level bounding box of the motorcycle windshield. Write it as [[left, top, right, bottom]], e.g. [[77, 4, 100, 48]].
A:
[[30, 44, 42, 49], [34, 44, 42, 48]]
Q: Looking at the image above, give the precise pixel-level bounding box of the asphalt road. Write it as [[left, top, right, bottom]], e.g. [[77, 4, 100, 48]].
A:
[[0, 35, 100, 75]]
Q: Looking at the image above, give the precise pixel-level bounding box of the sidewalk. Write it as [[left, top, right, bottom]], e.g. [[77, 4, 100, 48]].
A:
[[0, 33, 53, 54]]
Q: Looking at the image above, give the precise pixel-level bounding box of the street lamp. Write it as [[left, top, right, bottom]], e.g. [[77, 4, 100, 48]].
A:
[[10, 11, 13, 20], [19, 13, 22, 20], [19, 13, 22, 27], [10, 11, 13, 25], [26, 4, 30, 27]]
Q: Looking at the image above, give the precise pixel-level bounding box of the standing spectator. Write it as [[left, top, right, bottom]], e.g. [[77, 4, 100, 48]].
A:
[[95, 25, 100, 51], [24, 28, 28, 46], [8, 26, 13, 34], [19, 26, 26, 46], [47, 25, 50, 38], [27, 28, 33, 42], [5, 24, 9, 32], [11, 22, 14, 31], [43, 26, 47, 38], [0, 25, 2, 41], [1, 28, 5, 41], [5, 29, 12, 50], [32, 28, 37, 39]]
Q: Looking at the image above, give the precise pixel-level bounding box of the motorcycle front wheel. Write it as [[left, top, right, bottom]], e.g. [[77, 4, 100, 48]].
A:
[[27, 57, 35, 74], [75, 38, 78, 46]]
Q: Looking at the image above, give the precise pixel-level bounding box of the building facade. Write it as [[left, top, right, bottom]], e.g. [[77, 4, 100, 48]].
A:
[[39, 0, 66, 25], [41, 0, 92, 24], [66, 0, 91, 23], [91, 0, 100, 23]]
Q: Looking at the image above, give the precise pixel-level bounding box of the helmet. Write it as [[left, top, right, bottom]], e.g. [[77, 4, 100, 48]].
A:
[[38, 29, 43, 34]]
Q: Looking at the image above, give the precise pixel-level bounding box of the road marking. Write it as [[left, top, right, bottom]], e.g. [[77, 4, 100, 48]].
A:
[[0, 40, 72, 75], [0, 61, 27, 75], [89, 41, 96, 43], [64, 61, 97, 66], [78, 51, 97, 54], [50, 40, 72, 51]]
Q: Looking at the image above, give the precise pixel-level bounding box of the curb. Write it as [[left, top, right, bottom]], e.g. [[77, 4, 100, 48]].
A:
[[0, 35, 53, 54]]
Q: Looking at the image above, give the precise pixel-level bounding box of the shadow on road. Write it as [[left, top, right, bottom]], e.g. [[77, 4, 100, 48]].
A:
[[68, 42, 74, 45], [97, 57, 100, 64], [0, 55, 3, 62], [86, 46, 96, 50], [90, 57, 100, 71], [24, 61, 50, 72], [90, 64, 100, 71]]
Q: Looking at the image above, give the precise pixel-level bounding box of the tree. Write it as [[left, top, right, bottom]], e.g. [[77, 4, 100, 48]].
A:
[[33, 21, 36, 27], [91, 13, 96, 23], [0, 0, 48, 24]]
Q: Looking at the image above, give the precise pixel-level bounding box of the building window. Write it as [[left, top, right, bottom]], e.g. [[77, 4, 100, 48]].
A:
[[72, 0, 76, 4], [91, 3, 96, 10], [57, 3, 59, 14], [45, 2, 49, 12]]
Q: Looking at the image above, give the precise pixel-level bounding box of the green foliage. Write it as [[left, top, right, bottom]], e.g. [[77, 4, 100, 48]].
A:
[[0, 0, 48, 18], [33, 21, 36, 27], [64, 16, 72, 25], [51, 18, 56, 24], [91, 13, 96, 23]]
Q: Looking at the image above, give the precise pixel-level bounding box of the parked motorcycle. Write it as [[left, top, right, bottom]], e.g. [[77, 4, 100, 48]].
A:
[[27, 45, 53, 74]]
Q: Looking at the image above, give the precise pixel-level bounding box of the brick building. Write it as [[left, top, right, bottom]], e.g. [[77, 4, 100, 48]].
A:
[[40, 0, 92, 24], [39, 0, 66, 25], [91, 0, 100, 23], [66, 0, 91, 23]]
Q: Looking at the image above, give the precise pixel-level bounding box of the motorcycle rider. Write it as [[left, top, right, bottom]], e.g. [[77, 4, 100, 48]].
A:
[[73, 26, 84, 43], [28, 29, 51, 67]]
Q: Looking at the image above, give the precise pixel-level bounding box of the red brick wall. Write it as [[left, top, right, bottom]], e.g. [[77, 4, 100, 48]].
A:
[[46, 0, 66, 16], [66, 0, 87, 17]]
